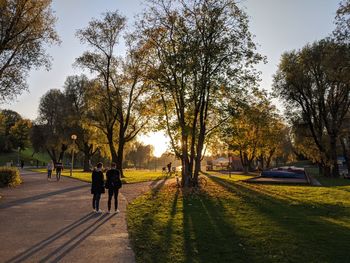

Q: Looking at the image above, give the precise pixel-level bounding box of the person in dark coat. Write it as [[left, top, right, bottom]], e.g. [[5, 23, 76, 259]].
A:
[[91, 162, 105, 213], [167, 162, 172, 173], [105, 162, 122, 213], [55, 162, 63, 179]]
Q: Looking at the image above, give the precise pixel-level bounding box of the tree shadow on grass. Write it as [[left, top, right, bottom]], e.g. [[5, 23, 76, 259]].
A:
[[182, 190, 256, 263], [154, 188, 181, 262], [128, 179, 171, 262], [136, 185, 182, 263], [150, 177, 169, 196], [208, 176, 350, 262], [316, 176, 350, 187]]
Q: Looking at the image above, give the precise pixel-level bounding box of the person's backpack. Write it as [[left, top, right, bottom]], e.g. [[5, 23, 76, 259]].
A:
[[115, 177, 122, 189], [114, 169, 122, 189], [106, 169, 122, 189]]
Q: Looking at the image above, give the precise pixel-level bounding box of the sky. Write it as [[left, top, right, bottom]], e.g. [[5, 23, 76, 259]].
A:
[[3, 0, 341, 156]]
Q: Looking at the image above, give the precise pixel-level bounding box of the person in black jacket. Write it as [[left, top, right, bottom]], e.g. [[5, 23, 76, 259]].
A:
[[105, 162, 122, 213], [91, 162, 105, 213]]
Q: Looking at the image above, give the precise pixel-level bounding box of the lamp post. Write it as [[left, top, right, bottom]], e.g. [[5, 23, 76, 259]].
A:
[[70, 134, 77, 177], [17, 147, 20, 167]]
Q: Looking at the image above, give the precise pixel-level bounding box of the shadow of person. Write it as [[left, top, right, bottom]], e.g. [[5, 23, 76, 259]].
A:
[[0, 185, 90, 209], [6, 212, 95, 263], [38, 213, 116, 262]]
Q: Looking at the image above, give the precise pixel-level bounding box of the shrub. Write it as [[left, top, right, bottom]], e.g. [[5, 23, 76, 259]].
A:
[[0, 166, 22, 187]]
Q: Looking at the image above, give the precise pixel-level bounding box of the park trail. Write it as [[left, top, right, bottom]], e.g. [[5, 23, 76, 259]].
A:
[[0, 170, 165, 263]]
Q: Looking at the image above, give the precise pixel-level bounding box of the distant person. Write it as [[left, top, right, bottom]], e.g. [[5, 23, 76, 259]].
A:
[[20, 160, 24, 169], [91, 162, 105, 213], [105, 162, 122, 214], [47, 160, 54, 179], [167, 162, 172, 173], [55, 161, 63, 180]]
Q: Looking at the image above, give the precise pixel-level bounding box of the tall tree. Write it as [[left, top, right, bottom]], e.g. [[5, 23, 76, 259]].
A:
[[333, 0, 349, 43], [63, 75, 101, 171], [273, 39, 350, 177], [0, 109, 22, 152], [35, 89, 68, 163], [126, 141, 154, 168], [9, 118, 32, 151], [76, 11, 154, 174], [1, 109, 21, 135], [137, 0, 262, 186], [289, 116, 324, 164], [0, 0, 59, 101], [222, 92, 285, 172]]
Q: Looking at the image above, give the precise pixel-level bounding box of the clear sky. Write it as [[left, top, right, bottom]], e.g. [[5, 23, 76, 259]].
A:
[[2, 0, 340, 156]]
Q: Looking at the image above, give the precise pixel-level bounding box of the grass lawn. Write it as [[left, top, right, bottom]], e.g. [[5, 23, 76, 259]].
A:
[[30, 168, 168, 184], [127, 172, 350, 263], [0, 147, 51, 166]]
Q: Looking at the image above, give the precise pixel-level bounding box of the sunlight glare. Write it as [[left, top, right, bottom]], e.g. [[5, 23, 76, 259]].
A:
[[139, 131, 169, 157]]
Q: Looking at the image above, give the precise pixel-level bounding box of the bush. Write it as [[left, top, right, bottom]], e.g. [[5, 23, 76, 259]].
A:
[[0, 166, 22, 187]]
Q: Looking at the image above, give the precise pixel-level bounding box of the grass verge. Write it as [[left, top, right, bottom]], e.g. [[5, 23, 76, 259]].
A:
[[127, 173, 350, 263], [0, 148, 51, 166], [30, 168, 170, 184]]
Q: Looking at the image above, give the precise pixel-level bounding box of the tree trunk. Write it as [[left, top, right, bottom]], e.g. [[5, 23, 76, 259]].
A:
[[319, 162, 331, 177], [46, 148, 57, 164], [243, 152, 250, 174], [83, 156, 90, 172], [83, 144, 92, 172], [259, 154, 264, 170], [193, 145, 202, 187], [243, 165, 249, 174], [179, 131, 191, 187], [58, 144, 68, 162], [340, 137, 350, 176], [239, 150, 249, 173], [107, 132, 118, 164], [116, 138, 125, 177], [193, 126, 206, 187], [329, 136, 339, 177], [265, 148, 275, 169]]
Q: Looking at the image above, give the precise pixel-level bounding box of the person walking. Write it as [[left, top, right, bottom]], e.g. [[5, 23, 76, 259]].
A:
[[91, 162, 105, 213], [167, 162, 172, 173], [55, 161, 63, 181], [47, 160, 54, 180], [105, 162, 122, 214]]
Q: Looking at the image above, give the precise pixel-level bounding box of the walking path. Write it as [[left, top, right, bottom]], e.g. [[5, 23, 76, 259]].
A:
[[0, 170, 161, 263]]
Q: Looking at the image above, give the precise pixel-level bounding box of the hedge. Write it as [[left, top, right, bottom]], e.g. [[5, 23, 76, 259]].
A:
[[0, 167, 22, 187]]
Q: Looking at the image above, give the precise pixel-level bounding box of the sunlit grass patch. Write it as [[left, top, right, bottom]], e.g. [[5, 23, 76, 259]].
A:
[[30, 168, 168, 183], [127, 174, 350, 263]]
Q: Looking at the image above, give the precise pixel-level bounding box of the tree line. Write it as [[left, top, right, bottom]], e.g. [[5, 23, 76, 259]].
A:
[[273, 0, 350, 177], [0, 0, 349, 184]]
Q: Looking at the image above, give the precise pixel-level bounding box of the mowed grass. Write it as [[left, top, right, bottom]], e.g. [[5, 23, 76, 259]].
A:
[[0, 147, 51, 166], [127, 172, 350, 263], [30, 168, 167, 184]]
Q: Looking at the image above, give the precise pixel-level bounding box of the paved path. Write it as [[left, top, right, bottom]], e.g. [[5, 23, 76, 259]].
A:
[[0, 170, 161, 263]]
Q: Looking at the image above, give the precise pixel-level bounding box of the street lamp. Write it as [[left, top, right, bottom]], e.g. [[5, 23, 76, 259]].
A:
[[17, 147, 20, 167], [70, 134, 77, 176]]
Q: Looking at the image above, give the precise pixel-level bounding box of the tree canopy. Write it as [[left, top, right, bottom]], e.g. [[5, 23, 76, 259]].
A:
[[273, 39, 350, 177], [333, 0, 350, 43], [137, 0, 263, 185], [0, 0, 59, 101], [76, 11, 156, 174]]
